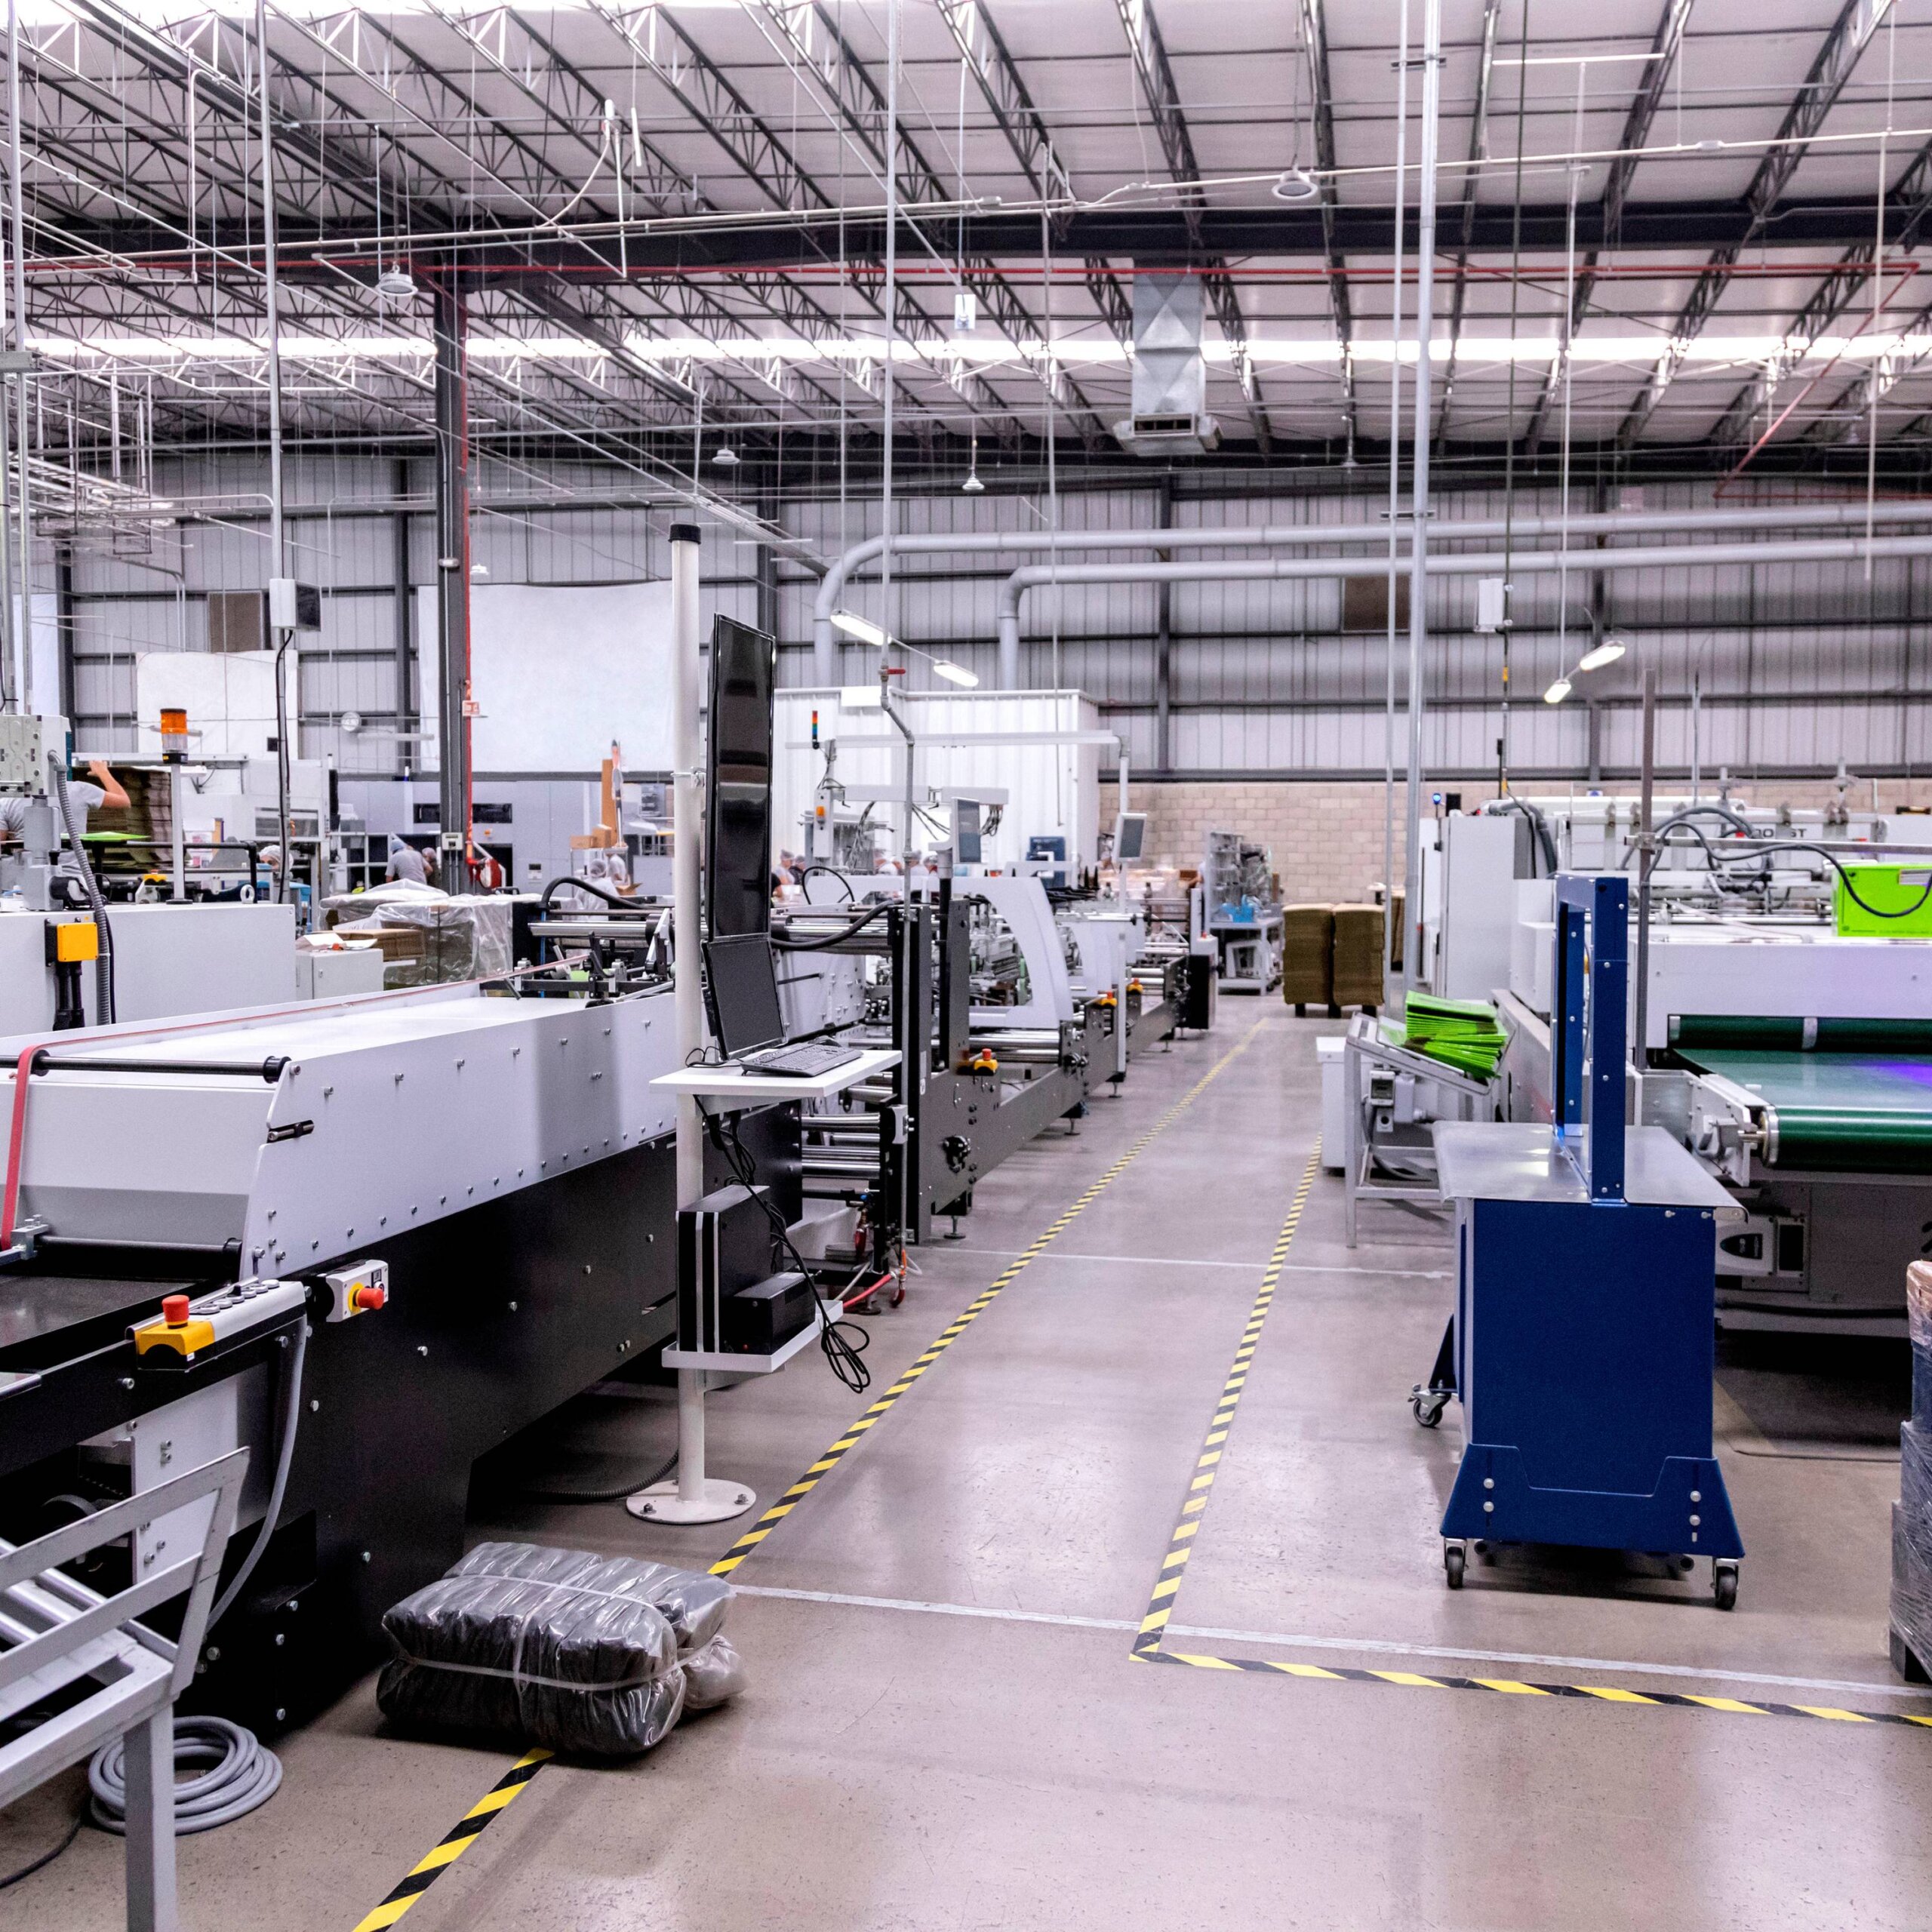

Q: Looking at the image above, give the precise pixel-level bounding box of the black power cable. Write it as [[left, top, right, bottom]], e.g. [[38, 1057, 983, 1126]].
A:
[[796, 863, 855, 902], [516, 1445, 679, 1504], [1642, 827, 1932, 920], [0, 1806, 82, 1891], [706, 1106, 872, 1395], [771, 902, 894, 952]]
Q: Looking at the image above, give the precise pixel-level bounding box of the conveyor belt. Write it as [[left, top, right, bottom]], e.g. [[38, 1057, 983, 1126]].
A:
[[1676, 1046, 1932, 1172], [1671, 1014, 1932, 1053]]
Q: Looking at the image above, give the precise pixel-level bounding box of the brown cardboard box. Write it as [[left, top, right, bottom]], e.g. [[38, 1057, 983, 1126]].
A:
[[1281, 904, 1335, 1013], [1331, 904, 1385, 1011]]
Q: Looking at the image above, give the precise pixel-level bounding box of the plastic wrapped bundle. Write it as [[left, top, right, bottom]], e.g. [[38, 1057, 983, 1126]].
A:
[[325, 886, 513, 986], [1909, 1262, 1932, 1430], [1893, 1422, 1932, 1678], [1892, 1502, 1932, 1681], [1904, 1420, 1932, 1531], [680, 1634, 749, 1712], [377, 1543, 739, 1757]]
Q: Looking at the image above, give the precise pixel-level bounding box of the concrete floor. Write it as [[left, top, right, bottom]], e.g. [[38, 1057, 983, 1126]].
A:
[[9, 1007, 1932, 1929]]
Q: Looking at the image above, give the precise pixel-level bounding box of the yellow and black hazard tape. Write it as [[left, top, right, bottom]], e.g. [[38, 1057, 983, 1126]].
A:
[[1130, 1144, 1932, 1733], [350, 1749, 552, 1930], [1134, 1145, 1318, 1656], [709, 1020, 1266, 1580], [1135, 1647, 1932, 1726]]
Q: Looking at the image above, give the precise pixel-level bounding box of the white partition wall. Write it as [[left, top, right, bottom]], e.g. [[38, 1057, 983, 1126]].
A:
[[418, 580, 674, 774]]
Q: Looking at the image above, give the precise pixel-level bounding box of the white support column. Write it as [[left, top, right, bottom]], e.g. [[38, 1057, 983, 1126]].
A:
[[122, 1710, 177, 1932], [629, 521, 755, 1525], [1401, 0, 1443, 994]]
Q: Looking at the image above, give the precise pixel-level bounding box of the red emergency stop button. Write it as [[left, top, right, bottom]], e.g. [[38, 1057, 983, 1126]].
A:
[[162, 1294, 192, 1327], [352, 1282, 388, 1313]]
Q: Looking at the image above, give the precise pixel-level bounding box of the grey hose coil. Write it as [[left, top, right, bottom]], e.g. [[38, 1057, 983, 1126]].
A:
[[48, 753, 115, 1022], [88, 1717, 281, 1834], [208, 1314, 308, 1631], [83, 1318, 308, 1838]]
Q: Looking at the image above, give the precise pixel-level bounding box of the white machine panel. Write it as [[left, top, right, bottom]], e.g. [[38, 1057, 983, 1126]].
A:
[[964, 876, 1076, 1029], [0, 902, 296, 1035], [1641, 928, 1932, 1049], [1435, 814, 1519, 1002], [0, 982, 683, 1266]]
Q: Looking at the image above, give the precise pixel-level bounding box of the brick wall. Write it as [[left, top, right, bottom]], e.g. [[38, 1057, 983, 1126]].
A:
[[1133, 777, 1932, 907]]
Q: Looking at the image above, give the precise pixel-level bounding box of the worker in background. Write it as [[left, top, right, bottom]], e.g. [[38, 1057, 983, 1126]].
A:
[[0, 757, 129, 853], [579, 842, 632, 896], [386, 835, 431, 885]]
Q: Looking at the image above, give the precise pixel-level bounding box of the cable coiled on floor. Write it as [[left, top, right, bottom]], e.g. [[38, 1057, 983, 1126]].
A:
[[88, 1717, 281, 1835]]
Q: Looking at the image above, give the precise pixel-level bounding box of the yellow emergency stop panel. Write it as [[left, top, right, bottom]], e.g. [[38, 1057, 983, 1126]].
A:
[[52, 921, 99, 964]]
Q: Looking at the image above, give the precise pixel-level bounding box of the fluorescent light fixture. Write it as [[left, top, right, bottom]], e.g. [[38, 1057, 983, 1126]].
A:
[[1543, 678, 1573, 706], [1577, 638, 1627, 672], [829, 611, 891, 648], [931, 660, 979, 688]]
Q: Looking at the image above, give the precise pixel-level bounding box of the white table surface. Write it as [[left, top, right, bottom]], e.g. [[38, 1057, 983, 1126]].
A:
[[651, 1046, 900, 1103]]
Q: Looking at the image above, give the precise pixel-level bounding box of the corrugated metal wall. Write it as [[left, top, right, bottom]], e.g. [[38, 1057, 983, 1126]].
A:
[[57, 458, 1927, 783]]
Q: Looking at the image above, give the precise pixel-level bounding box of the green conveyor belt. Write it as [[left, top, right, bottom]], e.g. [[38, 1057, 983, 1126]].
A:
[[1670, 1014, 1932, 1054], [1675, 1047, 1932, 1173]]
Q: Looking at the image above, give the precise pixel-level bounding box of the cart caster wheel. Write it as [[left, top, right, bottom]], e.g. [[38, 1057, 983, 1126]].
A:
[[1713, 1561, 1739, 1612], [1411, 1385, 1449, 1429], [1444, 1543, 1466, 1590]]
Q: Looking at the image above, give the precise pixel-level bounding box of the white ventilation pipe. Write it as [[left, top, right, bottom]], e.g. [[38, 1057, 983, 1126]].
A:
[[814, 497, 1932, 683], [994, 531, 1932, 688]]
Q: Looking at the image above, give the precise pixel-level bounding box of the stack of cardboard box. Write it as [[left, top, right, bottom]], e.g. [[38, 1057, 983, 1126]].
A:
[[1280, 905, 1335, 1016], [1331, 906, 1384, 1013]]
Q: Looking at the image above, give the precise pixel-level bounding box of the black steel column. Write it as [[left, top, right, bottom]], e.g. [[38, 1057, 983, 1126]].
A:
[[392, 455, 414, 777], [55, 543, 75, 726], [755, 537, 778, 643], [432, 282, 470, 891], [1153, 475, 1174, 774]]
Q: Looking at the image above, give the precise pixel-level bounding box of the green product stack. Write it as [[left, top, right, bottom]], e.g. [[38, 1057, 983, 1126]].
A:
[[1393, 993, 1508, 1079]]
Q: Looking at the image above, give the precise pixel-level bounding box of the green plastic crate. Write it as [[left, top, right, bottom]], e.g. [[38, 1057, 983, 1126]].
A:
[[1834, 864, 1932, 937]]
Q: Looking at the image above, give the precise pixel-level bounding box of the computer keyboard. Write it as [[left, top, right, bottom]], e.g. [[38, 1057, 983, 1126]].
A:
[[740, 1040, 863, 1078]]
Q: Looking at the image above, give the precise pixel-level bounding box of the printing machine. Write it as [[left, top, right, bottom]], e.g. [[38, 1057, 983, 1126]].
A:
[[0, 971, 718, 1734], [1477, 797, 1932, 1334], [541, 869, 1189, 1251]]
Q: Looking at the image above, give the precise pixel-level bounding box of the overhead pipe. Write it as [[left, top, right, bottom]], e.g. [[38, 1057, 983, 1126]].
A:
[[995, 532, 1932, 664], [815, 497, 1932, 687]]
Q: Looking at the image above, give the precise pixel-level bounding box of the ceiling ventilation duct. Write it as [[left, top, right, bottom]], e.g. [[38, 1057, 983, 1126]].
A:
[[1113, 266, 1220, 457]]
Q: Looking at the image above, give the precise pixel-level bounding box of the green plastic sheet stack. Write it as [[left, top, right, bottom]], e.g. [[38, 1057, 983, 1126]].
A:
[[1391, 993, 1508, 1079]]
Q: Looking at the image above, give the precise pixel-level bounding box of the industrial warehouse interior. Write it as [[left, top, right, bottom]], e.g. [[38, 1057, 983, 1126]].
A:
[[5, 0, 1932, 1925]]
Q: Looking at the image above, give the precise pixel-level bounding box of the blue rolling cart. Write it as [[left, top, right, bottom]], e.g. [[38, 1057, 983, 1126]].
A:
[[1426, 872, 1746, 1607]]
